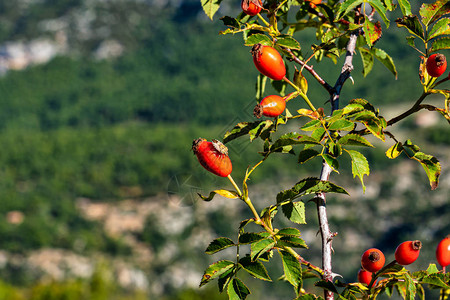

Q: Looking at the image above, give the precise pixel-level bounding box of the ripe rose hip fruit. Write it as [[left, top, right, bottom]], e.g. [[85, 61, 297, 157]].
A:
[[436, 235, 450, 268], [251, 44, 286, 81], [394, 240, 422, 265], [241, 0, 262, 16], [192, 138, 232, 177], [361, 248, 385, 273], [357, 268, 374, 286], [426, 53, 447, 77], [254, 95, 286, 118], [307, 0, 322, 8]]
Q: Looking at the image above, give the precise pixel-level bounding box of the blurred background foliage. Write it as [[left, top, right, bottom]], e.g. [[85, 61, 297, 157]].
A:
[[0, 0, 448, 299]]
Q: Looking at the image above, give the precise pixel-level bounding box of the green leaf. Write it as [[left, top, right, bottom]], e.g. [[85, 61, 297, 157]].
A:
[[345, 149, 370, 192], [245, 34, 272, 46], [336, 0, 364, 21], [239, 232, 267, 244], [372, 47, 397, 78], [227, 278, 250, 300], [338, 134, 374, 147], [269, 133, 321, 154], [298, 148, 320, 164], [359, 47, 374, 77], [276, 37, 301, 50], [369, 0, 390, 27], [223, 120, 274, 143], [277, 227, 301, 237], [420, 0, 450, 27], [201, 0, 222, 20], [315, 280, 339, 293], [421, 274, 450, 289], [426, 263, 439, 274], [342, 103, 365, 115], [430, 37, 450, 53], [322, 154, 339, 172], [386, 142, 403, 159], [239, 256, 272, 281], [301, 119, 322, 131], [292, 177, 349, 195], [349, 98, 376, 112], [205, 237, 235, 254], [277, 236, 308, 248], [412, 151, 441, 190], [200, 260, 235, 287], [428, 18, 450, 40], [281, 201, 306, 224], [328, 119, 355, 131], [218, 267, 235, 292], [279, 250, 302, 289], [398, 0, 412, 16], [251, 238, 275, 260]]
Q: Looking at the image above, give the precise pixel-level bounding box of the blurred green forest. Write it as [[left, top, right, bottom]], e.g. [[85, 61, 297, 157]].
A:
[[0, 0, 448, 299]]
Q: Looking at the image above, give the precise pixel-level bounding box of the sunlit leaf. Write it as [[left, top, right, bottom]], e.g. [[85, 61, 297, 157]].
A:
[[372, 47, 397, 78], [345, 149, 370, 192], [277, 227, 301, 237], [322, 153, 339, 172], [360, 47, 374, 77], [338, 134, 374, 147], [386, 142, 403, 159], [251, 238, 276, 260], [277, 236, 308, 248], [279, 250, 302, 289], [428, 18, 450, 40], [200, 260, 235, 287], [281, 202, 306, 224], [398, 0, 412, 16], [336, 0, 364, 21], [277, 36, 301, 50], [369, 0, 390, 27], [420, 0, 450, 27], [245, 34, 273, 46], [201, 0, 223, 20], [412, 152, 441, 190], [227, 278, 250, 300], [430, 37, 450, 53]]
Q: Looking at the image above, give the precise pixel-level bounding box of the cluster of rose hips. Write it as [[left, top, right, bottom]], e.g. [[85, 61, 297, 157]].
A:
[[193, 3, 296, 176], [357, 236, 450, 287]]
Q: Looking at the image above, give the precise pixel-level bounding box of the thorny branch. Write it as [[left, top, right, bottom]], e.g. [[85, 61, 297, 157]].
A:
[[315, 29, 360, 300]]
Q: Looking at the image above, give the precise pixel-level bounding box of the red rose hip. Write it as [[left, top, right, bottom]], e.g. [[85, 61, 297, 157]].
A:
[[361, 248, 385, 273], [436, 235, 450, 268], [254, 95, 286, 118], [357, 268, 374, 286], [192, 138, 232, 177], [426, 53, 447, 77], [395, 240, 422, 265], [241, 0, 262, 16], [251, 44, 286, 81]]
